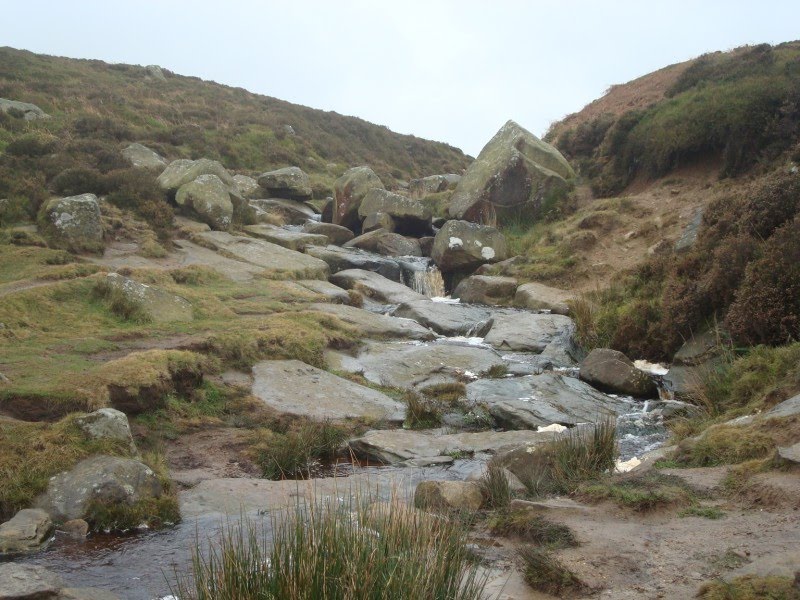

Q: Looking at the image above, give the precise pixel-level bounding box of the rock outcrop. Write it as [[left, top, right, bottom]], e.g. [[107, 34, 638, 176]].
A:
[[514, 282, 573, 315], [305, 245, 401, 280], [308, 303, 435, 341], [102, 273, 193, 322], [302, 222, 354, 245], [232, 174, 260, 198], [408, 174, 461, 199], [393, 300, 493, 337], [40, 193, 104, 253], [257, 166, 312, 200], [244, 224, 328, 251], [448, 120, 574, 226], [333, 166, 384, 232], [0, 98, 50, 120], [157, 158, 234, 194], [357, 189, 432, 235], [75, 408, 138, 453], [330, 269, 426, 304], [249, 198, 317, 225], [431, 220, 508, 272]]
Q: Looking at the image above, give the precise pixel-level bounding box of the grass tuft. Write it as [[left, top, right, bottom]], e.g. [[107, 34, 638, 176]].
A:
[[698, 575, 800, 599], [252, 420, 348, 480], [518, 545, 585, 596], [489, 510, 578, 549], [480, 464, 511, 509]]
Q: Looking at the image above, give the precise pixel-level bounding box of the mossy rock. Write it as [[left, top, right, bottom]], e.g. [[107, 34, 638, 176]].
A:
[[38, 194, 104, 254]]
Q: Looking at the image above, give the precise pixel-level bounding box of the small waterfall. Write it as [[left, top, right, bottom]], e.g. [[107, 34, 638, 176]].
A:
[[409, 267, 446, 297]]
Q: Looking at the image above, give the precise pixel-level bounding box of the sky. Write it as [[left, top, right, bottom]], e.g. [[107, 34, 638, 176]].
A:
[[3, 0, 800, 156]]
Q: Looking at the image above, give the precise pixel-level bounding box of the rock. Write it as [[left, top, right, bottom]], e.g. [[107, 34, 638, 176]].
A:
[[232, 174, 260, 198], [330, 340, 505, 390], [507, 497, 591, 515], [0, 509, 53, 555], [103, 272, 193, 322], [157, 158, 234, 194], [466, 465, 528, 494], [333, 166, 384, 231], [675, 207, 703, 253], [467, 373, 632, 429], [293, 279, 350, 304], [579, 348, 658, 398], [350, 428, 556, 464], [251, 360, 404, 422], [393, 299, 493, 336], [40, 194, 104, 253], [249, 198, 317, 225], [0, 563, 63, 599], [308, 303, 435, 341], [647, 239, 672, 255], [35, 456, 163, 523], [145, 64, 167, 82], [244, 224, 328, 251], [419, 236, 435, 257], [514, 282, 574, 315], [60, 519, 89, 540], [362, 211, 396, 233], [330, 269, 426, 304], [0, 98, 50, 120], [408, 174, 461, 200], [344, 229, 422, 257], [175, 174, 233, 230], [194, 231, 329, 279], [357, 189, 432, 235], [777, 443, 800, 464], [431, 220, 508, 272], [58, 589, 121, 600], [483, 312, 577, 362], [302, 222, 354, 245], [765, 393, 800, 419], [448, 120, 575, 226], [257, 166, 312, 200], [121, 143, 167, 169], [663, 330, 726, 399], [75, 408, 137, 453], [320, 197, 333, 222], [453, 275, 518, 305], [414, 481, 483, 511], [305, 245, 401, 280]]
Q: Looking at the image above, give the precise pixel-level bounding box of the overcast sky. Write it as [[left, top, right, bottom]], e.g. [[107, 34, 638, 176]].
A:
[[4, 0, 800, 156]]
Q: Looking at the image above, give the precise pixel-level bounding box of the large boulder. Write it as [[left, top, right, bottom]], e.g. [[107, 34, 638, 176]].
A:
[[303, 221, 355, 245], [414, 481, 483, 512], [330, 268, 426, 304], [0, 98, 50, 120], [102, 272, 193, 322], [251, 360, 404, 422], [35, 456, 164, 523], [579, 348, 658, 398], [175, 174, 233, 230], [249, 198, 317, 225], [40, 194, 104, 253], [333, 166, 384, 232], [431, 220, 507, 272], [514, 282, 574, 315], [305, 245, 401, 280], [357, 189, 432, 235], [257, 166, 312, 200], [232, 174, 260, 198], [448, 120, 574, 226], [453, 275, 518, 305], [408, 174, 461, 200], [75, 408, 137, 453], [0, 509, 53, 555], [121, 143, 167, 169], [483, 311, 577, 365], [662, 331, 725, 399], [344, 229, 422, 257], [157, 158, 234, 194]]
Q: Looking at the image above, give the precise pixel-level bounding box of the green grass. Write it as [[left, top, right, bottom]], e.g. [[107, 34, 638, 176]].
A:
[[678, 506, 726, 519], [698, 575, 800, 599], [173, 496, 488, 599], [518, 545, 585, 597], [579, 472, 693, 511], [252, 420, 349, 480], [480, 464, 511, 509], [488, 510, 578, 549], [403, 391, 442, 430]]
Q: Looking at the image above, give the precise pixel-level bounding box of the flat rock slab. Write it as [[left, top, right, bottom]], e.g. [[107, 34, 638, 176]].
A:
[[104, 273, 192, 322], [0, 563, 64, 599], [765, 393, 800, 419], [330, 269, 426, 304], [393, 300, 493, 336], [349, 428, 558, 464], [514, 282, 573, 315], [251, 360, 405, 422], [483, 311, 577, 362], [244, 224, 328, 251], [292, 279, 350, 303], [309, 303, 435, 341], [305, 245, 401, 281], [330, 340, 505, 390], [172, 239, 265, 282], [0, 508, 53, 555], [467, 372, 632, 429], [195, 231, 329, 279]]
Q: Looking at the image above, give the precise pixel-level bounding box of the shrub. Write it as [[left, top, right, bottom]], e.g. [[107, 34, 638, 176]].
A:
[[51, 167, 107, 196], [6, 133, 57, 157], [579, 473, 693, 511], [105, 168, 174, 236]]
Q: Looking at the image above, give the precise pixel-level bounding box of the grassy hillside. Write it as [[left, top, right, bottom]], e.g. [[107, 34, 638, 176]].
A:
[[547, 41, 800, 196], [0, 46, 469, 220]]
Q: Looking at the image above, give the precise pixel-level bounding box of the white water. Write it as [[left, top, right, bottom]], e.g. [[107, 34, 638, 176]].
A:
[[407, 267, 446, 297]]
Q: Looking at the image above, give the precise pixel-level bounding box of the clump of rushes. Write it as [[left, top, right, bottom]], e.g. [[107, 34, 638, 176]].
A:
[[489, 510, 578, 549], [253, 420, 348, 480], [403, 391, 441, 429], [173, 495, 488, 600], [480, 463, 511, 509], [518, 545, 585, 596]]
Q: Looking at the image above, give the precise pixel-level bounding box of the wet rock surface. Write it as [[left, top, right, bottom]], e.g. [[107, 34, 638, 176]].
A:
[[0, 509, 53, 556], [393, 300, 493, 336]]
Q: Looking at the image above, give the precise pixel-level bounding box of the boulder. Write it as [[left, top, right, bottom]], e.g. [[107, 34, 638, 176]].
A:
[[514, 282, 573, 315], [362, 212, 396, 233], [483, 312, 577, 363], [75, 408, 137, 453], [662, 331, 726, 399], [232, 174, 260, 198], [249, 198, 317, 225], [777, 443, 800, 465], [358, 189, 432, 235], [765, 393, 800, 419], [675, 207, 704, 254], [302, 221, 354, 245], [175, 174, 233, 230], [419, 236, 435, 257], [257, 166, 312, 200], [344, 229, 422, 257], [0, 98, 50, 120], [333, 166, 384, 232], [157, 158, 234, 194], [330, 269, 426, 304], [0, 509, 53, 555], [305, 245, 401, 280], [448, 120, 575, 226], [145, 64, 167, 81], [244, 224, 328, 251], [35, 456, 164, 523], [414, 481, 483, 512], [408, 174, 461, 199], [309, 303, 435, 341], [393, 299, 493, 336], [466, 373, 632, 429], [40, 193, 104, 253], [251, 360, 404, 422], [102, 273, 193, 322], [431, 220, 508, 272], [579, 348, 658, 398], [60, 519, 89, 540], [0, 564, 63, 599], [194, 231, 329, 279], [453, 275, 518, 305], [320, 197, 333, 222], [121, 143, 167, 169]]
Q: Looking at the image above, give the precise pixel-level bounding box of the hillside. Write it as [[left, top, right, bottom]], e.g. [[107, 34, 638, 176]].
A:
[[0, 46, 469, 207]]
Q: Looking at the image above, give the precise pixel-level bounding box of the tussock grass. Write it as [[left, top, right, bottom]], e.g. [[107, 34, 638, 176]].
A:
[[173, 496, 487, 599], [518, 545, 585, 597], [579, 472, 693, 511], [252, 420, 349, 480], [489, 510, 577, 549], [480, 463, 511, 509], [403, 391, 442, 430], [698, 575, 800, 599]]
